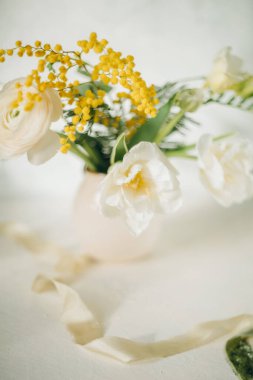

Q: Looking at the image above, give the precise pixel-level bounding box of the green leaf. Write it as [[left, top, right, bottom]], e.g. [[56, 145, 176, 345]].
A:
[[63, 110, 75, 117], [46, 63, 55, 73], [10, 109, 20, 118], [94, 81, 112, 93], [110, 133, 128, 165], [77, 81, 112, 96], [128, 99, 174, 148], [77, 83, 93, 95], [155, 109, 185, 144], [77, 67, 91, 77], [226, 330, 253, 380]]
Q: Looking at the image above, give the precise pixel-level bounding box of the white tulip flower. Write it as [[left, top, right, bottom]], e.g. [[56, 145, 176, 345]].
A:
[[98, 141, 182, 235]]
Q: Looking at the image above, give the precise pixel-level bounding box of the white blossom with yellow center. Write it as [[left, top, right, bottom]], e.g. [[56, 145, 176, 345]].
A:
[[98, 142, 182, 235]]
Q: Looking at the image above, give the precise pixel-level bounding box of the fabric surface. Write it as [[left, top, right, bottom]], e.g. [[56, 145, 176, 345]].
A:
[[1, 180, 253, 378]]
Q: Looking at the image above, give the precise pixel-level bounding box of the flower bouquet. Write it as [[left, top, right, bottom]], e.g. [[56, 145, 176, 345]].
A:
[[2, 35, 253, 372], [1, 34, 253, 259]]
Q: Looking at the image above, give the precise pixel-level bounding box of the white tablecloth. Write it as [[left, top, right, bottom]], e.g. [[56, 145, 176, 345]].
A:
[[1, 170, 253, 379]]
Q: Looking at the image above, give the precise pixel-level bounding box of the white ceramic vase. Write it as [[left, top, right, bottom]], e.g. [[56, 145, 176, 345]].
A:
[[73, 172, 162, 261]]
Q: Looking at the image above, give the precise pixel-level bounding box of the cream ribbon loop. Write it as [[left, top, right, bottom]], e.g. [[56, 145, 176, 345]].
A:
[[37, 275, 253, 363], [43, 279, 103, 344], [0, 221, 69, 256]]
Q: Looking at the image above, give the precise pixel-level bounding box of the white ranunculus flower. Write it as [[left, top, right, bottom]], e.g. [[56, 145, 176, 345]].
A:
[[98, 142, 182, 235], [197, 134, 253, 207], [206, 47, 245, 93], [0, 78, 62, 165]]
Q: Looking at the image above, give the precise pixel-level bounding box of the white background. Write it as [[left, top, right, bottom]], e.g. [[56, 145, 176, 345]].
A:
[[0, 0, 253, 199], [0, 1, 253, 379]]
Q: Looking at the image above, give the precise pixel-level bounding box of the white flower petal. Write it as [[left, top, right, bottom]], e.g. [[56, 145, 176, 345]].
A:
[[0, 78, 62, 163], [27, 130, 60, 165], [197, 134, 253, 206], [145, 158, 182, 213], [206, 47, 245, 92], [45, 87, 63, 121], [198, 134, 224, 190], [125, 205, 153, 236]]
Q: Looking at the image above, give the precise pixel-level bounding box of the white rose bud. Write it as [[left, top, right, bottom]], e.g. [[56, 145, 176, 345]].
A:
[[197, 134, 253, 206], [0, 78, 62, 164], [98, 141, 182, 235], [175, 88, 204, 112], [206, 47, 245, 93]]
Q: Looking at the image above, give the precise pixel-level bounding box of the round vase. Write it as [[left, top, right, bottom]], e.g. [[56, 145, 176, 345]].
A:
[[73, 172, 162, 262]]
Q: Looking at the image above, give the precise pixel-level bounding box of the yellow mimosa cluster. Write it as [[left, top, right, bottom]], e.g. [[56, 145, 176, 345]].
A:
[[0, 33, 158, 153]]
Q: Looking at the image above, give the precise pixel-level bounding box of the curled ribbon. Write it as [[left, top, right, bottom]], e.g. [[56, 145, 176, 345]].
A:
[[0, 221, 95, 280], [1, 221, 253, 363], [33, 275, 253, 363]]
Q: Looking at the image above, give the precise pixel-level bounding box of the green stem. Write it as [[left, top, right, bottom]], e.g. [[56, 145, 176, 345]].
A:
[[69, 144, 97, 171], [175, 75, 206, 83], [163, 132, 235, 160], [155, 110, 185, 144], [165, 151, 197, 160], [110, 132, 128, 165], [214, 131, 236, 141], [80, 140, 101, 165], [172, 143, 196, 152]]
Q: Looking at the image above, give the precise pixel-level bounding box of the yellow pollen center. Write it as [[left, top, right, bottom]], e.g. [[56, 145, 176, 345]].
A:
[[125, 170, 147, 193]]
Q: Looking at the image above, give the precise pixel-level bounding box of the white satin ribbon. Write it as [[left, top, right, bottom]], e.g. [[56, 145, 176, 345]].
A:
[[1, 221, 253, 363], [0, 221, 95, 278], [0, 221, 69, 257], [32, 277, 103, 344], [86, 315, 253, 363], [33, 275, 253, 363]]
